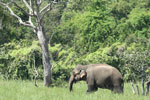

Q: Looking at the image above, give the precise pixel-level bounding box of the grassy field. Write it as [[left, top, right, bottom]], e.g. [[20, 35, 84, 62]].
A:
[[0, 80, 150, 100]]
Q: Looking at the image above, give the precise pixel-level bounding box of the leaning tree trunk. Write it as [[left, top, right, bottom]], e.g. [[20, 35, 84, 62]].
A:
[[37, 25, 52, 86]]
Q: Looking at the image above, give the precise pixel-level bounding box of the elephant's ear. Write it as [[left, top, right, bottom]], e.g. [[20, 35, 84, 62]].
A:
[[80, 70, 87, 79]]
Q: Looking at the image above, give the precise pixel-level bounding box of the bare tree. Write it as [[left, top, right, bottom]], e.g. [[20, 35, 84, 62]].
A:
[[0, 0, 59, 86]]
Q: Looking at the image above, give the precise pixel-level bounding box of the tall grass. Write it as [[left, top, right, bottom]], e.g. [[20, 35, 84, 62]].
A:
[[0, 80, 149, 100]]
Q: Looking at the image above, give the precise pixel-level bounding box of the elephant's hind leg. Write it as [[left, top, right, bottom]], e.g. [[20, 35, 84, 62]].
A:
[[112, 78, 124, 93], [112, 85, 123, 93]]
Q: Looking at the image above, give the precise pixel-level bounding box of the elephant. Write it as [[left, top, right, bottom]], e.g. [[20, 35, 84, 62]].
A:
[[69, 64, 124, 93]]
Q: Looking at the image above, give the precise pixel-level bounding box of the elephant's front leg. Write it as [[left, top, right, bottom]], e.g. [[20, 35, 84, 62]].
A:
[[86, 75, 97, 93], [86, 84, 98, 93], [86, 83, 97, 93], [87, 85, 95, 93]]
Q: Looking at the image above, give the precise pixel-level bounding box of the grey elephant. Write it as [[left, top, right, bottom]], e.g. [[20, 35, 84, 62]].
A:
[[69, 64, 124, 93]]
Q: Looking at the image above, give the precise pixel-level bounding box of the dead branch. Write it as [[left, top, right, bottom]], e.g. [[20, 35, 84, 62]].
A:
[[40, 3, 53, 21], [28, 0, 35, 27], [37, 0, 43, 6], [0, 2, 36, 29], [40, 3, 51, 14], [12, 1, 34, 16], [23, 0, 33, 13]]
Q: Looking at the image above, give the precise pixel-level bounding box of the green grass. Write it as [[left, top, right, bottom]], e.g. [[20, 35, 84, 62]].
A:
[[0, 80, 149, 100]]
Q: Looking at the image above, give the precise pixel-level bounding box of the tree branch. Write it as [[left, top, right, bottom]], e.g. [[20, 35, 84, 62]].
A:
[[30, 0, 37, 16], [0, 2, 36, 29], [12, 1, 34, 16], [37, 0, 43, 6], [28, 0, 35, 28], [39, 1, 70, 21], [40, 2, 53, 21], [40, 3, 51, 14], [23, 0, 33, 13]]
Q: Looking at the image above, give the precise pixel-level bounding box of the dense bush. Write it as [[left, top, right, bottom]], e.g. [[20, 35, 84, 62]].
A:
[[1, 0, 150, 84], [120, 49, 150, 81], [0, 40, 41, 79], [0, 41, 74, 83]]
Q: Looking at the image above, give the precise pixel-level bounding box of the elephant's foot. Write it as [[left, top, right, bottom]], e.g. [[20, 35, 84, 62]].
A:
[[112, 86, 123, 94], [86, 86, 98, 94], [86, 90, 96, 94]]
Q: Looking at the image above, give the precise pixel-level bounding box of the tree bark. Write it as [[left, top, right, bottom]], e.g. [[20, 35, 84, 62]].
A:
[[34, 54, 39, 87], [131, 81, 136, 94], [37, 26, 52, 86], [136, 84, 140, 95], [141, 78, 145, 95], [145, 80, 150, 96]]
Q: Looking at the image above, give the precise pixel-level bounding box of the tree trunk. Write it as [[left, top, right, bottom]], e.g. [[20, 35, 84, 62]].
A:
[[145, 80, 150, 96], [0, 0, 55, 87], [37, 26, 52, 86], [131, 81, 136, 94], [141, 78, 145, 95], [136, 84, 140, 95]]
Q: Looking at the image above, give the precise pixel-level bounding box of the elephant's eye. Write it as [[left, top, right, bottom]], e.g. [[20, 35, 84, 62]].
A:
[[79, 70, 81, 73]]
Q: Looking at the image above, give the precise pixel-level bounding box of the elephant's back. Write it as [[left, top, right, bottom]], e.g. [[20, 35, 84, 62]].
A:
[[86, 64, 113, 80], [87, 64, 121, 75], [86, 64, 122, 82], [111, 67, 123, 80], [86, 64, 116, 72]]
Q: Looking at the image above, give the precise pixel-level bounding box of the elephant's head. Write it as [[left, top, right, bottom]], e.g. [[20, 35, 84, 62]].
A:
[[69, 66, 87, 92]]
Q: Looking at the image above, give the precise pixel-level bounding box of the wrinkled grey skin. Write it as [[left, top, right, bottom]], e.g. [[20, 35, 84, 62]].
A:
[[69, 64, 124, 93]]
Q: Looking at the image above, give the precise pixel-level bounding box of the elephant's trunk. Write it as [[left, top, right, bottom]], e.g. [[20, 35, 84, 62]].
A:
[[69, 74, 74, 92]]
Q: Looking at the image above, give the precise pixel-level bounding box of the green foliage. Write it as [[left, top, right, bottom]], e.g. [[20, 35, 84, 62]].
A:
[[110, 0, 131, 19], [66, 0, 89, 11], [0, 40, 42, 80], [127, 8, 150, 38], [120, 49, 150, 81], [56, 0, 116, 53], [0, 41, 74, 82], [1, 0, 150, 83]]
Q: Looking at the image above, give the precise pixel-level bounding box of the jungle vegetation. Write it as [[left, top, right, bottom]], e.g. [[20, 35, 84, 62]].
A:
[[0, 0, 150, 86]]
